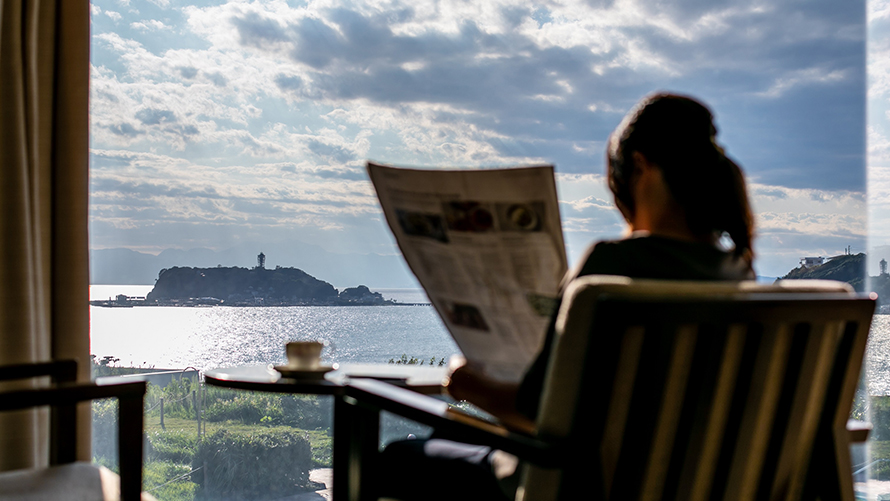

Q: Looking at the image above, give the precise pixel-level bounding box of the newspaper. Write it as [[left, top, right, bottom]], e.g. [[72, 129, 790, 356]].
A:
[[368, 162, 568, 382]]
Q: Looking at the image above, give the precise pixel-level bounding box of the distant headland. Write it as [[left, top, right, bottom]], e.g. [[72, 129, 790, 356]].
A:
[[90, 253, 426, 307], [778, 252, 890, 307]]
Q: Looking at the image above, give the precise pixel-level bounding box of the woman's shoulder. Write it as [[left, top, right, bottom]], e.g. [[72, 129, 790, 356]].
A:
[[571, 238, 636, 277], [574, 234, 753, 281]]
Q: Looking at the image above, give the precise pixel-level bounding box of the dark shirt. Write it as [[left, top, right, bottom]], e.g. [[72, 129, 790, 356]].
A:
[[515, 234, 754, 420]]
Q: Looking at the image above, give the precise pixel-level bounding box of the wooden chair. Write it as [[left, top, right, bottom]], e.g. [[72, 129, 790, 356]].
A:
[[0, 360, 150, 501], [338, 276, 875, 501]]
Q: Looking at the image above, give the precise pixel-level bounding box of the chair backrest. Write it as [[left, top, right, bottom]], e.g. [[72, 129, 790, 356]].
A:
[[520, 276, 875, 501]]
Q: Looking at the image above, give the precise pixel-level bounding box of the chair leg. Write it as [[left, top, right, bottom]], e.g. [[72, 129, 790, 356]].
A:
[[118, 394, 144, 501], [49, 360, 78, 466], [334, 395, 381, 501], [51, 403, 77, 465]]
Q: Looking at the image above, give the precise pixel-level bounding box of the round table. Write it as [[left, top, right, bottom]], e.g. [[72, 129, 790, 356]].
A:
[[204, 362, 449, 394], [203, 362, 450, 501]]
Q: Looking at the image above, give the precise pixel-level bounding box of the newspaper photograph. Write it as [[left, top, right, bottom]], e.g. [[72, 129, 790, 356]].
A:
[[368, 162, 568, 382]]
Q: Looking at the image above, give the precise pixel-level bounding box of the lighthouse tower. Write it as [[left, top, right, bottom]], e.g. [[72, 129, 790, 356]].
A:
[[257, 252, 266, 270]]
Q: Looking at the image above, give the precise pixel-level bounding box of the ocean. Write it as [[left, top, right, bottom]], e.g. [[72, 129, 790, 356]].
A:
[[89, 285, 459, 371], [91, 285, 890, 396]]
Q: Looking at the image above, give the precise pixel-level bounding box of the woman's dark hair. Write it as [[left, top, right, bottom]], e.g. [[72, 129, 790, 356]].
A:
[[607, 92, 754, 266]]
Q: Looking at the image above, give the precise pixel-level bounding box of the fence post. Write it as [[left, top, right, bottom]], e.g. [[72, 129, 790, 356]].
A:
[[160, 397, 165, 430], [193, 390, 201, 437], [200, 383, 206, 437]]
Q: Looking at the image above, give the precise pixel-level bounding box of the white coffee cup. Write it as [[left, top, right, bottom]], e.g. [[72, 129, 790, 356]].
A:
[[285, 340, 329, 369]]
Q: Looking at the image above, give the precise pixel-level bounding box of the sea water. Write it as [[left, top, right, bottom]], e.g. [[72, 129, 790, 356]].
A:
[[91, 285, 890, 395], [89, 285, 459, 371], [866, 315, 890, 396]]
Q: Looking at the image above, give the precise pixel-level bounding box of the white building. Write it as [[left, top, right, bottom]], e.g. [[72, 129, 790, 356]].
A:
[[800, 257, 824, 268]]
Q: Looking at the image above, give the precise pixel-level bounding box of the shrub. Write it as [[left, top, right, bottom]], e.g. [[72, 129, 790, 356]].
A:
[[202, 388, 331, 430], [147, 429, 199, 464], [194, 428, 312, 500], [278, 394, 331, 430], [202, 393, 274, 424], [143, 461, 198, 501], [306, 431, 332, 468], [92, 398, 118, 468]]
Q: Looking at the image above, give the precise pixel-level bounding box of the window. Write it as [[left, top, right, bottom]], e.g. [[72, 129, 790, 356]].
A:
[[88, 1, 869, 498]]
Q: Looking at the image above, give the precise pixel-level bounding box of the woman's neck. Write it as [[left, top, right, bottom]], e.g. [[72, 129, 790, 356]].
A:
[[629, 209, 715, 244]]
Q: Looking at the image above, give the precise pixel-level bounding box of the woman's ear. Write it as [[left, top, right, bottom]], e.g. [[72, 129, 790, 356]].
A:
[[632, 151, 655, 175]]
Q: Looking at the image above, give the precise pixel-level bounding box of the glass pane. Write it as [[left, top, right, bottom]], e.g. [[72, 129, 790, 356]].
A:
[[89, 0, 867, 498], [868, 1, 890, 498]]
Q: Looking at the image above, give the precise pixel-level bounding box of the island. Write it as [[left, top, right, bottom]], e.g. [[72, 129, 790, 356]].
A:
[[90, 264, 420, 307]]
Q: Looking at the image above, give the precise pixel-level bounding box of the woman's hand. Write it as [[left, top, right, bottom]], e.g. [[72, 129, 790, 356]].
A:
[[446, 362, 493, 404], [445, 360, 535, 434]]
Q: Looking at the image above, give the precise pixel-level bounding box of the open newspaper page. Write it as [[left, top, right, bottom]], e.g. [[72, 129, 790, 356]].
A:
[[368, 162, 568, 382]]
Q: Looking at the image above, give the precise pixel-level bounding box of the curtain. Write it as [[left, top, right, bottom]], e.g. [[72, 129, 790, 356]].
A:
[[0, 0, 91, 470]]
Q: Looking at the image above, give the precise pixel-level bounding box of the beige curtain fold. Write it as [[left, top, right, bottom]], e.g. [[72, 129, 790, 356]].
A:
[[0, 0, 91, 470]]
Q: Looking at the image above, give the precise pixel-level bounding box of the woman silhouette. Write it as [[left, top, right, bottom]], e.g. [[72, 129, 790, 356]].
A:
[[379, 92, 756, 501]]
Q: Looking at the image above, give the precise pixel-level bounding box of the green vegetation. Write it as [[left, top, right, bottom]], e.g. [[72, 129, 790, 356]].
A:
[[92, 376, 334, 501], [388, 353, 446, 366], [91, 355, 445, 500], [867, 441, 890, 480], [195, 429, 312, 500]]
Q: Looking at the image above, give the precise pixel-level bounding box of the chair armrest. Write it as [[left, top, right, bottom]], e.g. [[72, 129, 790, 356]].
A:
[[0, 380, 146, 411], [0, 360, 78, 384], [0, 380, 146, 501], [847, 420, 871, 443], [345, 378, 561, 467]]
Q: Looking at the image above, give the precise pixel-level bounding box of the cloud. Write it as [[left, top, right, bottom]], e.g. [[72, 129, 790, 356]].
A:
[[551, 174, 867, 274], [562, 195, 612, 213], [95, 2, 862, 189], [751, 186, 788, 200], [108, 123, 141, 137], [307, 140, 357, 164], [88, 0, 866, 262], [206, 72, 228, 87], [872, 0, 890, 21], [130, 20, 171, 32], [178, 66, 198, 79], [274, 74, 303, 91], [92, 177, 223, 200], [869, 9, 890, 250], [756, 67, 848, 98], [231, 11, 289, 48], [135, 108, 177, 125]]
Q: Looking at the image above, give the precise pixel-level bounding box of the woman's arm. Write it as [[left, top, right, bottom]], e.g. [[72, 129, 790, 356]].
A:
[[446, 362, 536, 434]]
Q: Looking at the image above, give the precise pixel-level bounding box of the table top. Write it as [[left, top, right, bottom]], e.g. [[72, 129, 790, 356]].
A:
[[204, 363, 449, 395]]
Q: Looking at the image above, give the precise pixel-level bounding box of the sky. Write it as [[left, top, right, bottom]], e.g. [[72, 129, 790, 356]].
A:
[[870, 0, 890, 274], [89, 0, 868, 279]]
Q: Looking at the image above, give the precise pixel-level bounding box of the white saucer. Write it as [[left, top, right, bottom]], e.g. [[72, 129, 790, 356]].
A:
[[273, 363, 337, 379]]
